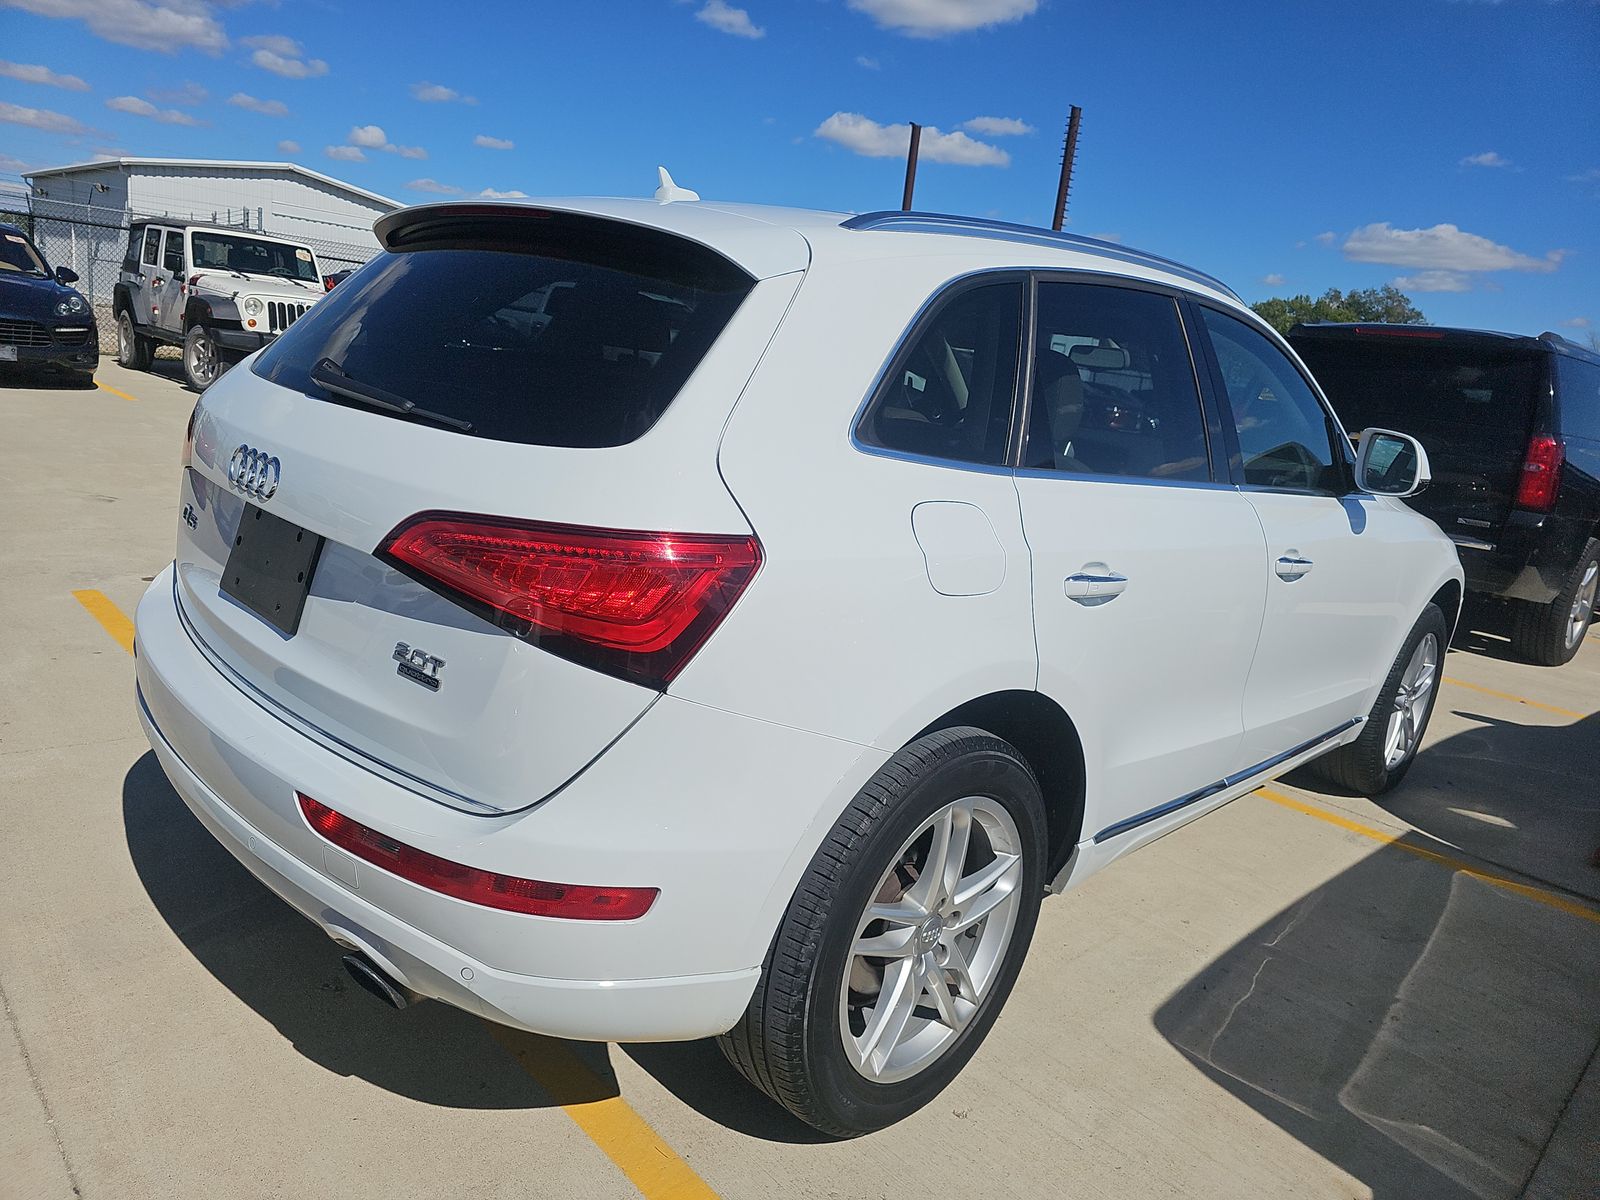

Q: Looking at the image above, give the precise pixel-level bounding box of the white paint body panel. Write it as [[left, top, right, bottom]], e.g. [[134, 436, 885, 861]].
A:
[[133, 198, 1464, 1042]]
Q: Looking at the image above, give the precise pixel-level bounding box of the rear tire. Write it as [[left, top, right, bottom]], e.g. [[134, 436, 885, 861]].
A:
[[1509, 540, 1599, 667], [1313, 603, 1446, 795], [116, 310, 152, 371], [719, 727, 1047, 1137]]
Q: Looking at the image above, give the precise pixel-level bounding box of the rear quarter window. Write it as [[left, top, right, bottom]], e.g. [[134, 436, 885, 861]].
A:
[[252, 212, 754, 448], [1554, 354, 1600, 443]]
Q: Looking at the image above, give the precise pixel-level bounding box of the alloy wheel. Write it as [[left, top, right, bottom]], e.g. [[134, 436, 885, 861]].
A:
[[187, 330, 217, 387], [840, 796, 1023, 1084], [1566, 561, 1598, 651], [1384, 632, 1439, 769], [118, 313, 134, 363]]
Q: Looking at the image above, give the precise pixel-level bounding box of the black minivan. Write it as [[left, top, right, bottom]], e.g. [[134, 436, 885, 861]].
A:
[[1290, 324, 1600, 665]]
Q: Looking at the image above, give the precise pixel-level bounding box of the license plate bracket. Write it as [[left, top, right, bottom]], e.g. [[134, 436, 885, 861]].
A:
[[220, 504, 325, 636], [0, 345, 18, 362]]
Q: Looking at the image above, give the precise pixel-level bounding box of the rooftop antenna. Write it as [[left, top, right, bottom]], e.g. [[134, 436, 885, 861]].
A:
[[901, 123, 922, 210], [655, 166, 700, 204], [1051, 106, 1083, 231]]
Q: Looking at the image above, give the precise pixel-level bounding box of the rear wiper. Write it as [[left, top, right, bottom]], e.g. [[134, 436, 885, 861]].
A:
[[309, 358, 474, 433]]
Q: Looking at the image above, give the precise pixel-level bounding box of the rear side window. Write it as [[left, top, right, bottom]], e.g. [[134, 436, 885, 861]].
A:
[[857, 281, 1023, 467], [162, 230, 184, 274], [252, 212, 754, 448], [1292, 337, 1541, 459], [1554, 354, 1600, 443]]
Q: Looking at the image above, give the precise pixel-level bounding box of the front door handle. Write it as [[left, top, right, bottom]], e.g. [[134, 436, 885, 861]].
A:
[[1275, 554, 1314, 582], [1065, 566, 1128, 604]]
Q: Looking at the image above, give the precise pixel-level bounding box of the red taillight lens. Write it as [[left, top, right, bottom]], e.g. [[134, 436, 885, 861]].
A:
[[1514, 435, 1564, 512], [298, 794, 658, 920], [381, 513, 761, 689]]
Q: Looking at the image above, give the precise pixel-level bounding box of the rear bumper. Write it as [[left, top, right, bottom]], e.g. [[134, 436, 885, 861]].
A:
[[1457, 511, 1584, 605], [134, 563, 883, 1041]]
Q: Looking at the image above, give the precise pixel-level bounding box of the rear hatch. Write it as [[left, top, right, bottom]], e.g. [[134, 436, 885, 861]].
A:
[[1291, 327, 1544, 540], [175, 204, 804, 814]]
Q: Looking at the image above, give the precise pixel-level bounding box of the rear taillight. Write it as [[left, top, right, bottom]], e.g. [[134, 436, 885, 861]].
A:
[[380, 513, 761, 689], [299, 794, 657, 919], [1514, 435, 1564, 512]]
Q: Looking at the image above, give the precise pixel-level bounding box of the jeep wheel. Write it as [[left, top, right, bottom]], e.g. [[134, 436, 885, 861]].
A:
[[183, 324, 222, 391], [116, 311, 152, 371]]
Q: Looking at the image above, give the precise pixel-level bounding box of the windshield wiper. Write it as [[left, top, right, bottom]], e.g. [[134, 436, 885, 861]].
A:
[[309, 358, 474, 433]]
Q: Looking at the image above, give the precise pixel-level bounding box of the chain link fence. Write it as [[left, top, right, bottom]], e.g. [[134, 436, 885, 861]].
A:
[[3, 197, 380, 353]]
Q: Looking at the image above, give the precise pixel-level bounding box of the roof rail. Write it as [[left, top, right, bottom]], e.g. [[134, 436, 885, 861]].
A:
[[841, 211, 1242, 302]]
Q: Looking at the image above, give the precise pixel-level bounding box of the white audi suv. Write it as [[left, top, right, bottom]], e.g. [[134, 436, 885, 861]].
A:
[[133, 197, 1462, 1135]]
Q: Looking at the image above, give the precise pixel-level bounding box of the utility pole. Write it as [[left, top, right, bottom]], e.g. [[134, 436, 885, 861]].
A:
[[1051, 106, 1083, 231], [901, 123, 922, 211]]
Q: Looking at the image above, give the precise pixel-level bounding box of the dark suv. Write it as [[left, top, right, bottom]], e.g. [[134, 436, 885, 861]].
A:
[[0, 221, 98, 384], [1290, 324, 1600, 665]]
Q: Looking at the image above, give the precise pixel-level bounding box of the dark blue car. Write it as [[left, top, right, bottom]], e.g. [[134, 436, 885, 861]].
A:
[[0, 221, 99, 384]]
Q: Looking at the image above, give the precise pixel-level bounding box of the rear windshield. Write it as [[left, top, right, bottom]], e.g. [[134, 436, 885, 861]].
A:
[[252, 213, 755, 448], [1292, 337, 1541, 455]]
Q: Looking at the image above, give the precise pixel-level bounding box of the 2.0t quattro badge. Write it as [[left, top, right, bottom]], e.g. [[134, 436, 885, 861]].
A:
[[392, 642, 445, 691]]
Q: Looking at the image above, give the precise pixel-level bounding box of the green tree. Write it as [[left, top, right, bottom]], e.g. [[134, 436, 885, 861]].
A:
[[1250, 286, 1426, 335]]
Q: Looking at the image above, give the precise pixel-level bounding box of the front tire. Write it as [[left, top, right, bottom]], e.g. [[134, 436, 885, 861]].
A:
[[1509, 540, 1599, 667], [719, 727, 1047, 1137], [1313, 603, 1447, 795], [116, 310, 152, 371], [183, 324, 222, 391]]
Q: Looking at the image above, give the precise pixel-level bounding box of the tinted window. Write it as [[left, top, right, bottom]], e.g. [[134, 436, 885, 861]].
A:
[[141, 228, 160, 266], [1025, 283, 1210, 480], [858, 282, 1022, 467], [1202, 309, 1341, 492], [253, 214, 753, 448], [1554, 354, 1600, 444], [162, 230, 184, 273], [1292, 336, 1540, 460], [0, 230, 48, 276], [192, 231, 318, 281]]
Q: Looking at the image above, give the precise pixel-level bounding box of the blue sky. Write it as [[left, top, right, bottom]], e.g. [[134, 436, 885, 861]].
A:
[[2, 0, 1596, 337]]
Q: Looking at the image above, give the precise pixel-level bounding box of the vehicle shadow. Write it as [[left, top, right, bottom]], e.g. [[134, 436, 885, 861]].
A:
[[0, 366, 96, 389], [1153, 821, 1600, 1199], [122, 750, 825, 1137], [1448, 600, 1528, 664]]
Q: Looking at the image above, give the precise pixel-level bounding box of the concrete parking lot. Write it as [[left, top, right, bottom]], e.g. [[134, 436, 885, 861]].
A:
[[3, 360, 1597, 1200]]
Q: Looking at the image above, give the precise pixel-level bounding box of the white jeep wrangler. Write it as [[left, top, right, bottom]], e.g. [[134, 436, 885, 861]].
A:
[[113, 220, 327, 390]]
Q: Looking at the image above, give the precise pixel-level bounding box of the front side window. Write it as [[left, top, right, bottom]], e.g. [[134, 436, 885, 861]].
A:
[[1024, 283, 1211, 481], [141, 228, 160, 266], [1201, 308, 1342, 492], [857, 281, 1022, 467], [190, 231, 319, 281], [162, 230, 185, 274]]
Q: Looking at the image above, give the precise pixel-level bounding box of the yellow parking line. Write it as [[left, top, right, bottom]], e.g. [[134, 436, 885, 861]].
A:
[[491, 1030, 720, 1199], [1258, 788, 1600, 926], [72, 589, 134, 654], [95, 380, 139, 403], [69, 589, 715, 1197], [1442, 676, 1587, 721]]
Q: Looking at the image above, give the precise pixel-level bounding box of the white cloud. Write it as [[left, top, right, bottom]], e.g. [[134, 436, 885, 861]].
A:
[[410, 81, 476, 104], [106, 94, 202, 125], [856, 54, 880, 68], [815, 112, 1009, 166], [473, 134, 514, 150], [848, 0, 1037, 36], [276, 139, 301, 155], [0, 152, 34, 173], [407, 178, 463, 195], [244, 36, 328, 79], [149, 80, 206, 105], [696, 0, 764, 38], [1259, 273, 1286, 287], [1460, 150, 1511, 169], [394, 144, 426, 159], [228, 92, 287, 116], [347, 124, 387, 148], [1314, 231, 1336, 245], [1344, 222, 1564, 273], [0, 99, 86, 134], [961, 115, 1033, 137], [2, 0, 227, 54], [1560, 316, 1591, 329], [478, 187, 529, 199], [324, 144, 364, 162], [1392, 270, 1472, 293], [0, 59, 89, 90]]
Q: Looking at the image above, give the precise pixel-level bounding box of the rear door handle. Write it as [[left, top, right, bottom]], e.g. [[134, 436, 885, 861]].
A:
[[1065, 567, 1128, 603], [1275, 554, 1314, 582]]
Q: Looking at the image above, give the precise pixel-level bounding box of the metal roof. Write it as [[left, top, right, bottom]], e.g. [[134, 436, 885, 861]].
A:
[[23, 158, 400, 210]]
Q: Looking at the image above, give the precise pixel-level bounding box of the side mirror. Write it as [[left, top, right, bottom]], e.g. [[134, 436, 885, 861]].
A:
[[54, 265, 79, 284], [1356, 428, 1431, 498]]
